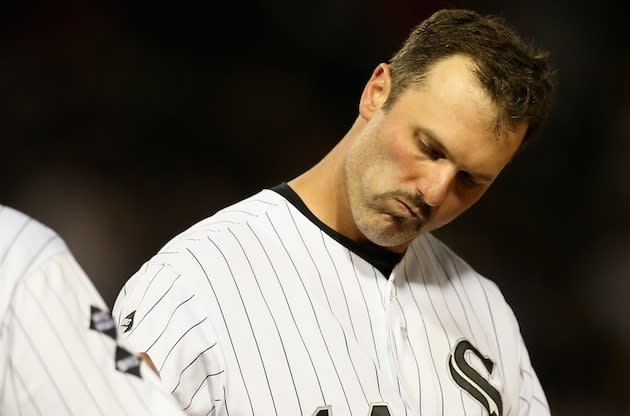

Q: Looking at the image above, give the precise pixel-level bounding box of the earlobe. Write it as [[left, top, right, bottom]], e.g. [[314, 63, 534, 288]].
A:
[[359, 63, 391, 120]]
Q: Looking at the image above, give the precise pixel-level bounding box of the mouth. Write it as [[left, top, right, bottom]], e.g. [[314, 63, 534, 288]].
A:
[[394, 198, 422, 220]]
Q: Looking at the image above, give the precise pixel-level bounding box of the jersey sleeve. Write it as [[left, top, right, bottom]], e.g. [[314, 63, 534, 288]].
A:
[[517, 333, 551, 416], [113, 258, 226, 416], [0, 248, 184, 416]]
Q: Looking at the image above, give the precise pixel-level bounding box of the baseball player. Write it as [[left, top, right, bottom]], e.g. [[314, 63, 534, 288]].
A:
[[0, 204, 184, 415], [114, 9, 554, 416]]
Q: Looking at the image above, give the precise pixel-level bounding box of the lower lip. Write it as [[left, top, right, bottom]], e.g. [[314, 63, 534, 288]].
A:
[[394, 199, 419, 219]]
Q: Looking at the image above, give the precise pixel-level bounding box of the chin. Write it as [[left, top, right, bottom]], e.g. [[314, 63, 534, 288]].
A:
[[363, 227, 420, 249]]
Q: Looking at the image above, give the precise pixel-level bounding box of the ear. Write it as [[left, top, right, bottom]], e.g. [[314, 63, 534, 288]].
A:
[[359, 63, 392, 120]]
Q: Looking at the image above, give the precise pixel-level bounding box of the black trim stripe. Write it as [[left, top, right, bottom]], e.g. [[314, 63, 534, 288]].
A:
[[270, 182, 402, 277]]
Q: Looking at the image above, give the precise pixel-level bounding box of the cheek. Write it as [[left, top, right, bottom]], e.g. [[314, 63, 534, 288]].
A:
[[384, 136, 419, 179]]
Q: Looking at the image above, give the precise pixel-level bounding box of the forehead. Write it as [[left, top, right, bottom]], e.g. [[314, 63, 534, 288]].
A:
[[389, 55, 525, 172]]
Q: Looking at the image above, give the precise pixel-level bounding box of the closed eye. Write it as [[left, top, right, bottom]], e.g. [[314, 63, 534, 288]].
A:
[[457, 171, 481, 186], [418, 140, 444, 160]]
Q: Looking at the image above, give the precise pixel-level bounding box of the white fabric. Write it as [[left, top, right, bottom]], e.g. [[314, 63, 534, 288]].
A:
[[114, 189, 550, 416], [0, 205, 184, 416]]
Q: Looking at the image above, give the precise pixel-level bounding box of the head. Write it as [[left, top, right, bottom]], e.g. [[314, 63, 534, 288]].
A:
[[342, 9, 554, 252]]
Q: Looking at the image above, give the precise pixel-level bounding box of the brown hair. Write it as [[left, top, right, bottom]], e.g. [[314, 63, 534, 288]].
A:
[[384, 9, 555, 144]]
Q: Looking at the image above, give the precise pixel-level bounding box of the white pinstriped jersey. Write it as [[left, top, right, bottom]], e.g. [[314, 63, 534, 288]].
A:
[[113, 184, 550, 416], [0, 205, 183, 416]]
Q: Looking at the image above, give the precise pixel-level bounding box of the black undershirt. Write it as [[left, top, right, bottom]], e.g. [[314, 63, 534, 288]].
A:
[[270, 182, 403, 278]]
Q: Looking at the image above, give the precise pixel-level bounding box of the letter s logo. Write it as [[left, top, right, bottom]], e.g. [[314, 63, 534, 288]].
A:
[[448, 340, 503, 416]]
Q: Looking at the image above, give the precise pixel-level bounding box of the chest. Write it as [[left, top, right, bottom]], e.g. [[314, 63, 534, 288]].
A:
[[205, 237, 512, 416]]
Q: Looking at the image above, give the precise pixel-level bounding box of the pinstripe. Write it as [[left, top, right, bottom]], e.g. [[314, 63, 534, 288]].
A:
[[8, 359, 22, 416], [532, 395, 549, 410], [57, 266, 149, 414], [0, 317, 11, 410], [474, 274, 506, 382], [269, 210, 355, 414], [42, 270, 127, 415], [423, 239, 475, 338], [213, 232, 280, 416], [337, 319, 370, 405], [205, 404, 217, 416], [187, 247, 255, 415], [4, 234, 60, 294], [146, 294, 195, 353], [349, 252, 383, 398], [0, 217, 31, 266], [9, 307, 73, 414], [158, 316, 208, 373], [171, 343, 218, 394], [439, 248, 480, 344], [1, 207, 184, 415], [118, 285, 128, 325], [372, 267, 386, 309], [248, 220, 327, 404], [403, 257, 442, 416], [127, 274, 181, 337], [319, 228, 359, 341], [23, 283, 106, 415], [137, 264, 167, 310], [248, 199, 278, 206], [111, 189, 550, 416], [183, 371, 224, 411], [291, 220, 333, 312], [220, 209, 259, 217], [10, 358, 43, 416], [413, 242, 469, 415], [453, 272, 511, 416], [224, 386, 230, 416], [238, 224, 304, 415], [426, 240, 486, 414]]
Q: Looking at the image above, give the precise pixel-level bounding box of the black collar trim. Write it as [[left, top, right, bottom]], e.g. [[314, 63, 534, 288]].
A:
[[270, 182, 403, 278]]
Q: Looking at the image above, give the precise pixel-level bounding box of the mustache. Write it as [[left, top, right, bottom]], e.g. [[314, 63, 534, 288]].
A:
[[380, 190, 432, 220]]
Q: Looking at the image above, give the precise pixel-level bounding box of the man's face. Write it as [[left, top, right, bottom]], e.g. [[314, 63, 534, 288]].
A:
[[344, 55, 527, 252]]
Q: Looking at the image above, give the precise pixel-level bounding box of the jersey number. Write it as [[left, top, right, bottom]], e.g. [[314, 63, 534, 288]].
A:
[[313, 404, 390, 416]]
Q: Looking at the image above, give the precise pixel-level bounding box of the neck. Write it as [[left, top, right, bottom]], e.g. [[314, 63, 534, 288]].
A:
[[288, 116, 365, 241]]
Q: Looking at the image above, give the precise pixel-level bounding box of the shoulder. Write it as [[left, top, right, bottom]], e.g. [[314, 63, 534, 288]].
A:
[[141, 188, 290, 272], [160, 188, 287, 251], [115, 188, 290, 315], [0, 205, 69, 291]]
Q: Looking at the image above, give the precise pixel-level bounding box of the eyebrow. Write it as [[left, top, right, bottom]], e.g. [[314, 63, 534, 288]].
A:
[[414, 126, 495, 183]]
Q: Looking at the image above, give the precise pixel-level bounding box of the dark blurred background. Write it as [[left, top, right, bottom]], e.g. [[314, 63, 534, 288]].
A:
[[1, 0, 628, 414]]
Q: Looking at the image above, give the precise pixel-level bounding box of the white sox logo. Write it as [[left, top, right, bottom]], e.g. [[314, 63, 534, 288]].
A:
[[312, 403, 390, 415], [448, 339, 503, 416]]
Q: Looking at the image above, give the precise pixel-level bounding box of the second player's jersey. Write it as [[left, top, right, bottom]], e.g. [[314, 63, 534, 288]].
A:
[[0, 205, 183, 416], [114, 184, 550, 416]]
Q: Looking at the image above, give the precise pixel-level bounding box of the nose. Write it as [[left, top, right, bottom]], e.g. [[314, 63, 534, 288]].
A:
[[418, 161, 457, 207]]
